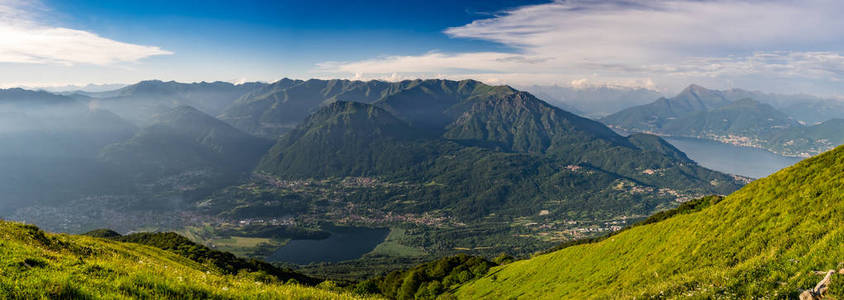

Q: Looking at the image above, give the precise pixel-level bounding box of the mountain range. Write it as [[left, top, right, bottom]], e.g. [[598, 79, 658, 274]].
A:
[[254, 80, 742, 223], [603, 84, 844, 157], [77, 80, 267, 125]]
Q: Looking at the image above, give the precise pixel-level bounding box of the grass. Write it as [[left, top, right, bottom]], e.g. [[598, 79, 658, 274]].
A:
[[457, 144, 844, 299], [209, 236, 285, 257], [0, 221, 380, 299], [367, 228, 426, 257], [177, 225, 286, 258]]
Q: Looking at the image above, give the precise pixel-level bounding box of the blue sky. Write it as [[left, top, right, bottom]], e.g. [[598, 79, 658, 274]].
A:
[[1, 0, 844, 96]]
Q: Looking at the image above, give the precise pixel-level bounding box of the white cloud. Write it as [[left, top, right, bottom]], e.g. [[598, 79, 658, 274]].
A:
[[0, 0, 171, 65], [318, 0, 844, 93]]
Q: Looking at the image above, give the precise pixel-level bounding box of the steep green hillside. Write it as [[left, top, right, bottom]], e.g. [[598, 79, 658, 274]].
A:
[[86, 230, 320, 285], [457, 144, 844, 299], [358, 254, 498, 300], [258, 101, 430, 178], [0, 220, 375, 299]]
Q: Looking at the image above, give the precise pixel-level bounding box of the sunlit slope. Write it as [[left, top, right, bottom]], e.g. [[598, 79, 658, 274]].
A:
[[0, 221, 376, 299], [457, 145, 844, 299]]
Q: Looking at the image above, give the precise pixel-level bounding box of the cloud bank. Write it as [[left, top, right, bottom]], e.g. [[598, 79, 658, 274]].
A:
[[319, 0, 844, 93], [0, 0, 171, 65]]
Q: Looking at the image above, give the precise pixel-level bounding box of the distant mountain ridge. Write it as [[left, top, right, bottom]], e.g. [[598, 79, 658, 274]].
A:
[[219, 78, 418, 137], [0, 88, 78, 107], [603, 84, 844, 157], [519, 84, 664, 118], [82, 80, 267, 125]]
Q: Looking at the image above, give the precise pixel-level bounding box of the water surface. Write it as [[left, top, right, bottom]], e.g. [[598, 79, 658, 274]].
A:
[[269, 226, 389, 264], [664, 137, 803, 179]]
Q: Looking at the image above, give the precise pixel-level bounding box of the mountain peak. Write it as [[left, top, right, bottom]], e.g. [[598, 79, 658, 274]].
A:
[[680, 84, 718, 96]]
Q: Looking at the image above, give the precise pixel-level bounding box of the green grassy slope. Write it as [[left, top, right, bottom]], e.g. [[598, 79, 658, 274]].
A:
[[0, 221, 377, 299], [457, 145, 844, 299]]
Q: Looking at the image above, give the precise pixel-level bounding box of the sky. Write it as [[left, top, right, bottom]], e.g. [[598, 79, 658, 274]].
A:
[[1, 0, 843, 96]]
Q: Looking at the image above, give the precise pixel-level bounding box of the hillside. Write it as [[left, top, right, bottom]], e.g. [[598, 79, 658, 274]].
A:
[[457, 144, 844, 299], [0, 220, 374, 299], [257, 101, 430, 178], [765, 119, 844, 157], [102, 106, 271, 177], [84, 230, 320, 285], [99, 105, 272, 205]]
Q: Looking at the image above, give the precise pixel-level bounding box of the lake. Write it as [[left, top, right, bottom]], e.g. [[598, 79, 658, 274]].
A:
[[664, 137, 803, 179], [268, 226, 389, 265]]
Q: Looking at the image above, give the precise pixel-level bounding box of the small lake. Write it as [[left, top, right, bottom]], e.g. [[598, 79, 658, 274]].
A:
[[268, 226, 389, 265], [664, 137, 803, 179]]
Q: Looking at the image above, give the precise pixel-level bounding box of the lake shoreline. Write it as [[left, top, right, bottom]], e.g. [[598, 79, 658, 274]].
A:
[[663, 137, 803, 179]]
